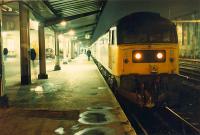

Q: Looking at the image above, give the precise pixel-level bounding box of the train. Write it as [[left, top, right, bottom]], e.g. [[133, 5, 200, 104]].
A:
[[90, 12, 179, 108]]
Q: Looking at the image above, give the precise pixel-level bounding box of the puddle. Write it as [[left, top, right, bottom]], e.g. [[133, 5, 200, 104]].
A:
[[74, 127, 115, 135], [30, 83, 58, 94], [97, 87, 107, 90], [78, 111, 114, 125], [87, 106, 113, 110], [54, 127, 65, 135], [71, 124, 80, 130], [30, 86, 44, 94]]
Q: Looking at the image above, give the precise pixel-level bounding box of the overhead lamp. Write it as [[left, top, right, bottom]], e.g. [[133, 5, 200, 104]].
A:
[[68, 30, 75, 36], [30, 19, 39, 30], [85, 34, 90, 39], [74, 36, 77, 40], [60, 21, 66, 26]]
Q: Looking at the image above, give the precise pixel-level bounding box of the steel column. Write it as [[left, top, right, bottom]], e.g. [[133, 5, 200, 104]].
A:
[[54, 31, 61, 70], [0, 5, 4, 96], [71, 41, 74, 59], [38, 23, 48, 79], [19, 2, 31, 85]]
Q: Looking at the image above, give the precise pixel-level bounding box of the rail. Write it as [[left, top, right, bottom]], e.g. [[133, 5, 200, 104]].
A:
[[179, 58, 200, 82], [164, 106, 200, 134], [126, 105, 200, 135]]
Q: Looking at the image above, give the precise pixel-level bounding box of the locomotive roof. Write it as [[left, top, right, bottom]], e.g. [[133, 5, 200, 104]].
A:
[[115, 12, 174, 27]]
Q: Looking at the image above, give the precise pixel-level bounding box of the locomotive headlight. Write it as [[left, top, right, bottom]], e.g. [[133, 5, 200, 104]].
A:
[[156, 52, 163, 59], [135, 52, 142, 60]]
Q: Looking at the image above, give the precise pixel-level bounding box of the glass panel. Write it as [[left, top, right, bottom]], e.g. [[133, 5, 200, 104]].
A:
[[117, 13, 178, 45], [118, 24, 177, 44]]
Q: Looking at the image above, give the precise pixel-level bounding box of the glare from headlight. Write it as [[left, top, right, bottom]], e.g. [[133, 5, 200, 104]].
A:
[[135, 53, 142, 60], [157, 52, 163, 59]]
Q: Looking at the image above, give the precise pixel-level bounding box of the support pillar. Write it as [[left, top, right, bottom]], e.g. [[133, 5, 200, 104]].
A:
[[68, 40, 72, 59], [78, 44, 80, 55], [19, 2, 31, 85], [54, 32, 61, 70], [38, 23, 48, 79], [71, 41, 74, 59], [0, 5, 4, 96], [63, 38, 68, 64]]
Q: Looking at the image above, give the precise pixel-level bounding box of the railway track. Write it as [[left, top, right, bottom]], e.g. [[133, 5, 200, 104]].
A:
[[94, 57, 200, 135], [120, 98, 200, 135], [179, 58, 200, 82]]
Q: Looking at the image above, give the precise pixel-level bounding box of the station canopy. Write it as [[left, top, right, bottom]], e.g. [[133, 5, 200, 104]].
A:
[[3, 0, 106, 46], [2, 0, 200, 46]]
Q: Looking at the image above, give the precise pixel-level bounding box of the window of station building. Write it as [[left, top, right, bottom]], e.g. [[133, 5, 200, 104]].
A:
[[197, 24, 200, 47], [187, 23, 191, 45], [191, 23, 198, 46], [182, 23, 187, 46]]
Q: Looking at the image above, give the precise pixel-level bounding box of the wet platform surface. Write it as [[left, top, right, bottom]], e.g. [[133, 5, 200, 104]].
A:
[[0, 54, 136, 135]]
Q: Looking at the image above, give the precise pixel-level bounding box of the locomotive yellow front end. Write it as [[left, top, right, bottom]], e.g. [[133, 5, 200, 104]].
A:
[[118, 44, 179, 75], [114, 44, 179, 108]]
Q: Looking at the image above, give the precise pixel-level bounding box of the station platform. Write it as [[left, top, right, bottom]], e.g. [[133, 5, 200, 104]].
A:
[[0, 54, 136, 135]]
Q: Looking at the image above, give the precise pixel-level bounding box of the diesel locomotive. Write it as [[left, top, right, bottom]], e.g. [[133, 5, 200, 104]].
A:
[[90, 12, 179, 108]]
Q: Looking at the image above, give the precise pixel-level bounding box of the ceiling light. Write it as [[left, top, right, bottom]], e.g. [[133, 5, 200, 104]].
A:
[[68, 30, 75, 36], [60, 21, 66, 26], [30, 19, 39, 30], [85, 34, 90, 39]]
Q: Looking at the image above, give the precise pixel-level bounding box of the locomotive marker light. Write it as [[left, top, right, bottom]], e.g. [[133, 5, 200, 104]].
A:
[[157, 52, 163, 59], [60, 21, 67, 26], [134, 52, 142, 60], [68, 30, 75, 36]]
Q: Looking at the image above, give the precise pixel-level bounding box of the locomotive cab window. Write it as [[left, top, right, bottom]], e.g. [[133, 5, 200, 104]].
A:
[[117, 13, 178, 44]]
